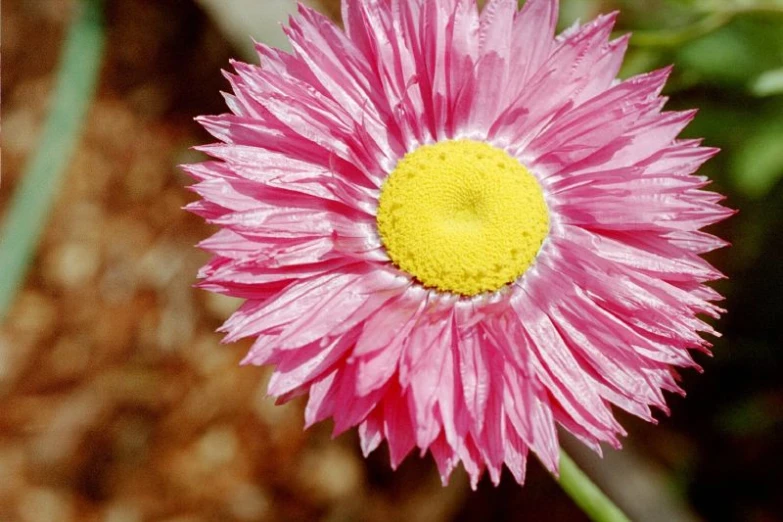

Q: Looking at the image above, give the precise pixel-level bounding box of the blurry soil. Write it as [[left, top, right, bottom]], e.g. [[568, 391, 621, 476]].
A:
[[0, 1, 584, 521]]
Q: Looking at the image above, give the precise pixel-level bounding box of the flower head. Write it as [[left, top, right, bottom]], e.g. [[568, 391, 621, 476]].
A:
[[186, 0, 732, 488]]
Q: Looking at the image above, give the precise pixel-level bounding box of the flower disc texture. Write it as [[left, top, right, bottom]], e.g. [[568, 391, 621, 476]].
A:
[[186, 0, 732, 487]]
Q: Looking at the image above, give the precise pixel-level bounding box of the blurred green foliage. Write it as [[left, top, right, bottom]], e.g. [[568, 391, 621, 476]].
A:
[[606, 0, 783, 200]]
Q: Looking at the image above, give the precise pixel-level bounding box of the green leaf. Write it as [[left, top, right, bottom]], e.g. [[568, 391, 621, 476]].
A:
[[0, 0, 105, 320], [677, 16, 783, 87], [731, 119, 783, 198], [750, 67, 783, 96]]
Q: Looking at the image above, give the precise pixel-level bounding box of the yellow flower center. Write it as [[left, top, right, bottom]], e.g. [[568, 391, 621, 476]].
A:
[[377, 140, 549, 296]]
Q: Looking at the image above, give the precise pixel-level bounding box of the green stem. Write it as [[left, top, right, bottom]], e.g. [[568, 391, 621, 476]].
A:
[[629, 3, 783, 48], [557, 449, 632, 522], [629, 12, 733, 48], [0, 0, 105, 321], [695, 1, 783, 16]]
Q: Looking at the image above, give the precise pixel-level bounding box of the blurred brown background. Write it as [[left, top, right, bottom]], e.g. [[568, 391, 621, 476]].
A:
[[2, 1, 782, 521]]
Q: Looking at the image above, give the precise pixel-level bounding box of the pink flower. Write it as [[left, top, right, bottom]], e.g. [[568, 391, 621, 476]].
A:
[[185, 0, 732, 488]]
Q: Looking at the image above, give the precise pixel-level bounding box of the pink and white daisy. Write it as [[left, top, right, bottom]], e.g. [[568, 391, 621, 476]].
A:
[[185, 0, 732, 488]]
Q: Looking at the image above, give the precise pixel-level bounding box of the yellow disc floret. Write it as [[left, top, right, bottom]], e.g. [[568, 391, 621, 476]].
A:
[[377, 140, 549, 296]]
